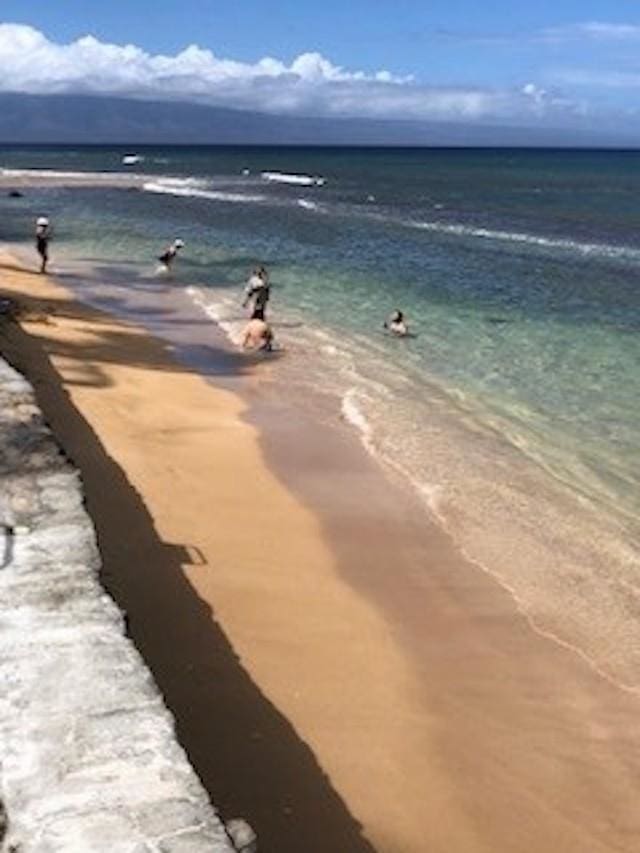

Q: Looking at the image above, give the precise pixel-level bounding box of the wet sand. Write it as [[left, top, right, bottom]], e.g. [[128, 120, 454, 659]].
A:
[[1, 251, 639, 853]]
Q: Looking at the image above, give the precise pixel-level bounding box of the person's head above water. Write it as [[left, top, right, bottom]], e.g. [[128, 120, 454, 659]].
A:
[[384, 309, 409, 335], [173, 239, 185, 249]]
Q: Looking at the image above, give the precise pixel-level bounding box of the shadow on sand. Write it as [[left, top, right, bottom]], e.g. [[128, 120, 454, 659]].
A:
[[0, 285, 285, 383], [0, 308, 376, 853]]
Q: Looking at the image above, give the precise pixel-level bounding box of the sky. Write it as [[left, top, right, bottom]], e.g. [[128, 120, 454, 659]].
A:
[[2, 1, 640, 134]]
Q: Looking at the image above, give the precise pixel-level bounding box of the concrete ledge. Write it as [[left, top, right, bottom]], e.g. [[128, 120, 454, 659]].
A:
[[0, 357, 237, 852]]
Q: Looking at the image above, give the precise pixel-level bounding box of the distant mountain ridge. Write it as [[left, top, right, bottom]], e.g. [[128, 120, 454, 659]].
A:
[[0, 92, 635, 147]]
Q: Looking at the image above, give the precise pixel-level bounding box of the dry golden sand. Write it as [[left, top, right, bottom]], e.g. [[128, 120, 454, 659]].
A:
[[2, 252, 640, 853]]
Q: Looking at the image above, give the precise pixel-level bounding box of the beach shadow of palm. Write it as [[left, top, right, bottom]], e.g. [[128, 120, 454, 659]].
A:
[[0, 290, 252, 386]]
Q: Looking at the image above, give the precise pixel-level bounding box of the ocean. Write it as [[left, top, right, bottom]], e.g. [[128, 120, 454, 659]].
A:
[[1, 144, 639, 688]]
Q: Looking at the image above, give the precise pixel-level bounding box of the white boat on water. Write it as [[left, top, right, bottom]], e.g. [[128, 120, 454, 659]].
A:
[[261, 171, 325, 187]]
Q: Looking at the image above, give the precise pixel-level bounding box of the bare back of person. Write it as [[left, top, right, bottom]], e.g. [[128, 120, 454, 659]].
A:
[[242, 318, 274, 352]]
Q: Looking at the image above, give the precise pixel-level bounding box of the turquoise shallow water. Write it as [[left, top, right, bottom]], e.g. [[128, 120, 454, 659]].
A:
[[1, 145, 639, 685]]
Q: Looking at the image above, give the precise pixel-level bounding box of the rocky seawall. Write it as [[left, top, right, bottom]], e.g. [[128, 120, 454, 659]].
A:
[[0, 355, 246, 852]]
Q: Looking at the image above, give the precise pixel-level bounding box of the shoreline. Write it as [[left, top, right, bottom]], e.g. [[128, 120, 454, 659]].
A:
[[2, 251, 640, 852]]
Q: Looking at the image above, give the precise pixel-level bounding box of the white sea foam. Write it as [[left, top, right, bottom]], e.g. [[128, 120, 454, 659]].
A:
[[341, 389, 374, 451], [146, 176, 208, 188], [340, 383, 447, 521], [0, 169, 234, 200], [297, 199, 319, 211], [143, 181, 266, 204], [261, 171, 326, 187], [0, 167, 139, 182], [408, 218, 640, 261], [185, 286, 245, 345], [411, 479, 446, 519], [122, 154, 144, 165]]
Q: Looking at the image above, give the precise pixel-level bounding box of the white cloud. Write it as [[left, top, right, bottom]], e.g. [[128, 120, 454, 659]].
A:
[[0, 24, 409, 96], [551, 68, 640, 89], [577, 22, 640, 40], [0, 23, 574, 123], [540, 21, 640, 43], [434, 20, 640, 46]]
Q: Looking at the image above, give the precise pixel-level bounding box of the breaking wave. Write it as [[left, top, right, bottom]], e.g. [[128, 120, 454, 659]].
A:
[[407, 218, 640, 261], [143, 181, 266, 204]]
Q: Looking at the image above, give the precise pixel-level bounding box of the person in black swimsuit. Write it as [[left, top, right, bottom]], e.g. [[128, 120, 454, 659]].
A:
[[35, 217, 51, 273], [242, 265, 270, 320], [157, 238, 185, 271]]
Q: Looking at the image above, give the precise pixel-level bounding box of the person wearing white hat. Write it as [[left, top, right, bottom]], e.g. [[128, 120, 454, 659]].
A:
[[35, 216, 51, 273], [157, 238, 185, 274]]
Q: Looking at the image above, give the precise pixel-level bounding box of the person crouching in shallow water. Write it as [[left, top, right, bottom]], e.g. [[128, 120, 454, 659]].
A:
[[35, 216, 51, 274], [242, 318, 274, 352], [157, 238, 184, 273], [384, 309, 409, 337], [242, 265, 270, 320]]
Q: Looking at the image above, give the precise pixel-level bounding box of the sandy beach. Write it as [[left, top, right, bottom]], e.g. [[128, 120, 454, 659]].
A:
[[2, 250, 640, 853]]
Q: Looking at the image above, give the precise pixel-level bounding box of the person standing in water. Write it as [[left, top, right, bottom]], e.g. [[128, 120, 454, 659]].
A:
[[384, 309, 409, 337], [35, 216, 51, 274], [242, 265, 270, 320], [157, 238, 184, 272]]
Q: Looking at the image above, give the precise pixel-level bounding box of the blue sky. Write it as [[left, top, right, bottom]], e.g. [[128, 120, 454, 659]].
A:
[[2, 2, 640, 132]]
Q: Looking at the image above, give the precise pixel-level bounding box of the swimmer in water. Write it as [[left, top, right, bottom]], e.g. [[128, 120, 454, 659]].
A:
[[157, 238, 184, 272], [384, 309, 409, 337], [242, 318, 274, 352]]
